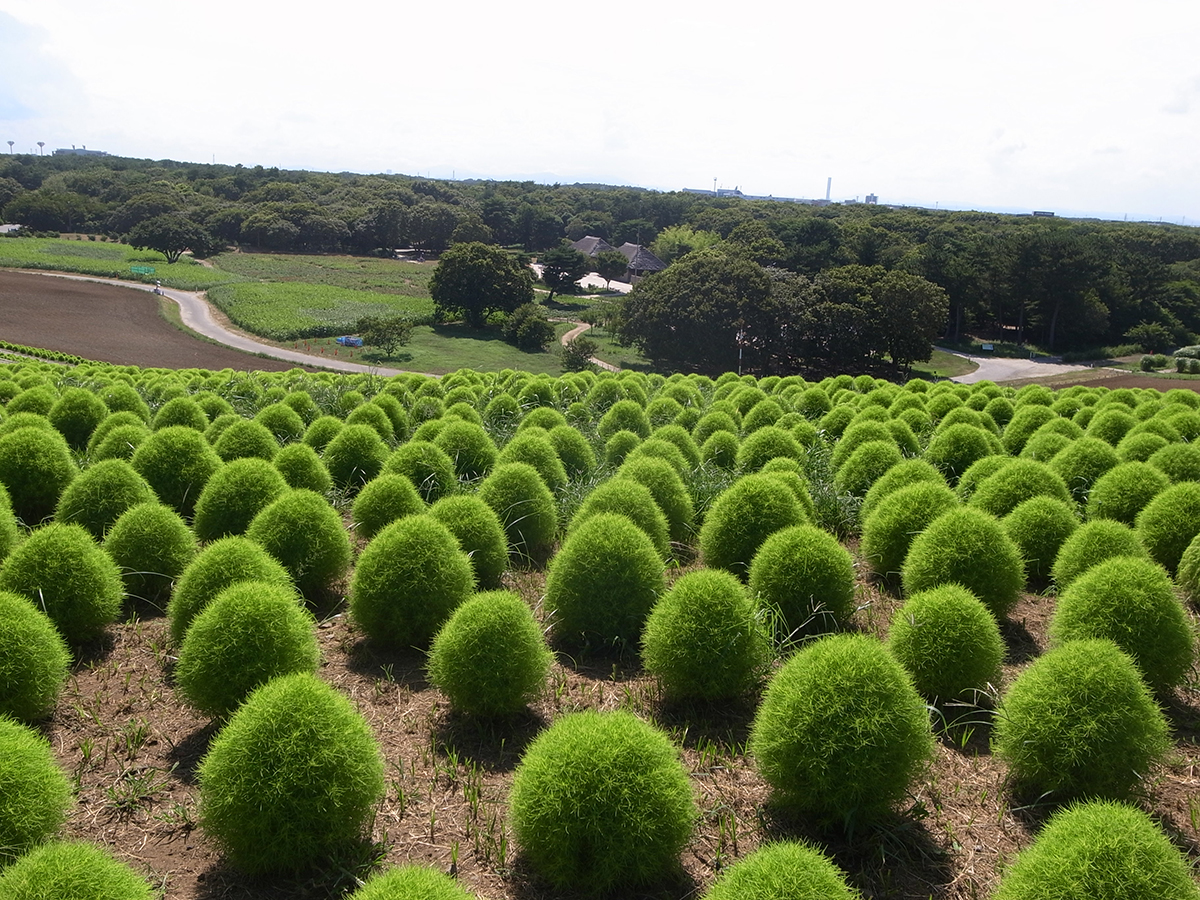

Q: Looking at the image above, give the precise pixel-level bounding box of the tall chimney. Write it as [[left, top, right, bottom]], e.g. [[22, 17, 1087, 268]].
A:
[[826, 177, 832, 202]]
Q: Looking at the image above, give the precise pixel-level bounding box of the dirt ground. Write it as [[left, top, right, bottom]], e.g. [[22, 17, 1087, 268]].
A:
[[0, 271, 306, 372]]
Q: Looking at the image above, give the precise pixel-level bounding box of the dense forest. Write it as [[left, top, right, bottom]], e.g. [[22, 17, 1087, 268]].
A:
[[3, 152, 1200, 359]]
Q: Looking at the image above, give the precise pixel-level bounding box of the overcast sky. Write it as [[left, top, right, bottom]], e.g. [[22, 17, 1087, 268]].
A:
[[2, 0, 1198, 224]]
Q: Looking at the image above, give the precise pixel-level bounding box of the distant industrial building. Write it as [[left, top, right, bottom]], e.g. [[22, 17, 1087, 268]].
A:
[[682, 181, 877, 208], [53, 146, 108, 157]]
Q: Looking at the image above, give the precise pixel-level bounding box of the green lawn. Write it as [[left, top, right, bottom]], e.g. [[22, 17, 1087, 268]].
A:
[[209, 251, 432, 297], [0, 237, 244, 291], [911, 349, 979, 379]]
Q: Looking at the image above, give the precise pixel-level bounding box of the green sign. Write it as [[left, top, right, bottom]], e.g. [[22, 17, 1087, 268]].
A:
[[130, 266, 156, 275]]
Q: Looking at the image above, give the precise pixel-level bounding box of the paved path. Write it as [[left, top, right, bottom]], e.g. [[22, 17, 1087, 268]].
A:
[[559, 321, 619, 372], [943, 348, 1094, 384]]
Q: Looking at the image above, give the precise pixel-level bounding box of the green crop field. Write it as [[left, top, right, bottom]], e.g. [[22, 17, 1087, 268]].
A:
[[209, 251, 432, 297], [0, 237, 245, 291]]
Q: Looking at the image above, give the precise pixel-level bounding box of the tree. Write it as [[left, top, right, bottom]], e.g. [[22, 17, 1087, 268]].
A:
[[595, 250, 629, 288], [357, 315, 413, 358], [866, 270, 950, 375], [501, 303, 555, 351], [649, 224, 720, 264], [429, 242, 534, 328], [615, 249, 777, 373], [561, 335, 599, 371], [540, 245, 588, 302], [126, 214, 217, 263]]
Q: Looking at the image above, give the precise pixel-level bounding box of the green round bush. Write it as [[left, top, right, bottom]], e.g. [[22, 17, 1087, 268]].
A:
[[570, 476, 670, 559], [151, 396, 207, 431], [167, 535, 294, 645], [0, 591, 69, 723], [544, 512, 664, 648], [104, 501, 196, 608], [427, 590, 552, 715], [47, 387, 108, 451], [1086, 406, 1137, 445], [90, 422, 151, 462], [1051, 518, 1152, 591], [426, 494, 508, 590], [650, 423, 701, 469], [955, 454, 1011, 502], [597, 398, 651, 442], [203, 413, 242, 448], [625, 435, 689, 474], [0, 523, 122, 645], [924, 423, 997, 483], [350, 515, 475, 649], [993, 639, 1169, 801], [192, 457, 289, 542], [692, 409, 739, 445], [0, 485, 14, 566], [129, 425, 221, 518], [1045, 436, 1118, 502], [6, 386, 57, 417], [346, 865, 475, 900], [1136, 481, 1200, 575], [246, 490, 351, 599], [1116, 429, 1169, 465], [1002, 495, 1079, 585], [0, 840, 154, 900], [176, 581, 319, 718], [992, 799, 1200, 900], [862, 482, 962, 589], [322, 423, 389, 492], [0, 716, 72, 865], [477, 462, 558, 563], [1086, 460, 1169, 525], [832, 439, 902, 498], [902, 506, 1024, 618], [350, 473, 426, 541], [0, 425, 77, 525], [433, 419, 498, 481], [750, 633, 934, 826], [496, 429, 567, 493], [736, 426, 802, 472], [198, 673, 385, 874], [1051, 556, 1193, 695], [617, 455, 695, 545], [1019, 429, 1071, 461], [700, 474, 808, 579], [700, 430, 741, 469], [54, 458, 156, 541], [302, 414, 344, 453], [272, 441, 332, 493], [86, 411, 146, 458], [98, 382, 150, 421], [968, 458, 1073, 517], [254, 402, 306, 443], [345, 402, 394, 442], [213, 418, 279, 462], [1001, 404, 1058, 454], [888, 584, 1003, 704], [859, 458, 947, 525], [641, 568, 768, 701], [1148, 441, 1200, 483], [383, 440, 457, 503], [748, 524, 855, 641], [700, 840, 860, 900], [603, 428, 642, 467], [1176, 530, 1200, 605], [508, 709, 695, 892], [547, 424, 596, 480]]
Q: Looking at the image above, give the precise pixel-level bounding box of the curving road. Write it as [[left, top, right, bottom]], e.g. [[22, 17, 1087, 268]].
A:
[[944, 348, 1094, 384]]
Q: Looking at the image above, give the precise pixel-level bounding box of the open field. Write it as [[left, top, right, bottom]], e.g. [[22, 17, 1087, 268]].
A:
[[208, 252, 432, 297], [0, 238, 245, 292]]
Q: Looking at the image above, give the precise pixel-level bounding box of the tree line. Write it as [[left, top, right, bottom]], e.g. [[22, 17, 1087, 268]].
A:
[[2, 152, 1200, 362]]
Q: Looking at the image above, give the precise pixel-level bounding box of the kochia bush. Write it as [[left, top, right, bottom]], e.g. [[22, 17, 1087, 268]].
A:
[[1002, 495, 1079, 586], [346, 865, 475, 900], [350, 473, 426, 541], [860, 481, 959, 588], [508, 710, 695, 892], [103, 501, 196, 608], [54, 458, 156, 541], [192, 457, 290, 542], [1051, 518, 1151, 591], [699, 473, 808, 579], [0, 591, 70, 723], [129, 425, 221, 518], [0, 425, 77, 525], [0, 839, 155, 900], [747, 524, 856, 642], [701, 841, 860, 900], [246, 490, 352, 599], [427, 494, 509, 590], [0, 716, 73, 865], [1136, 480, 1200, 575]]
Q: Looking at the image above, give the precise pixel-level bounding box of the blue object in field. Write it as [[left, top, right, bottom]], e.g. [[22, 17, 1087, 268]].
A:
[[336, 336, 364, 347]]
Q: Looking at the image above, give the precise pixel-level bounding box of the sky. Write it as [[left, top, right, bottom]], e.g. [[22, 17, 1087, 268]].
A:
[[2, 0, 1198, 224]]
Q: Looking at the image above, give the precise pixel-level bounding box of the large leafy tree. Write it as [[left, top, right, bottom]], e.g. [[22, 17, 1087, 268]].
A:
[[616, 249, 776, 373], [540, 245, 588, 301], [866, 270, 949, 375], [126, 214, 217, 263], [429, 242, 534, 328]]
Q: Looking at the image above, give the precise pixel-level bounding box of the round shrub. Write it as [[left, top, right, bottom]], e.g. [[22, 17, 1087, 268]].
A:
[[0, 485, 14, 566], [1052, 518, 1151, 591], [0, 523, 122, 645], [693, 409, 739, 445], [246, 490, 351, 599], [701, 430, 740, 469], [350, 473, 426, 541], [0, 426, 77, 525], [736, 426, 802, 472], [1048, 436, 1120, 504], [47, 387, 108, 451], [508, 709, 695, 892], [1176, 531, 1200, 605], [1051, 556, 1193, 695], [1001, 404, 1058, 454], [1086, 406, 1137, 445], [0, 592, 69, 723], [104, 502, 196, 608], [650, 423, 701, 470], [427, 590, 552, 715], [547, 424, 596, 479], [887, 584, 1003, 704], [902, 506, 1024, 618], [1086, 460, 1169, 525], [617, 455, 695, 545], [603, 428, 642, 467], [254, 402, 306, 443], [272, 441, 332, 493], [641, 568, 768, 701], [700, 474, 808, 579], [151, 396, 207, 431], [477, 462, 558, 563], [859, 458, 946, 524], [0, 716, 72, 865], [350, 515, 475, 649], [129, 425, 220, 518], [1136, 481, 1200, 575], [597, 398, 651, 441], [496, 429, 567, 493], [1019, 429, 1071, 461], [570, 476, 670, 559], [924, 423, 996, 483], [833, 438, 902, 498], [88, 411, 150, 457], [383, 440, 457, 503], [213, 418, 279, 462], [192, 457, 289, 542], [701, 840, 860, 900], [1002, 495, 1079, 585], [625, 436, 688, 474], [90, 423, 151, 462], [98, 382, 150, 421], [750, 633, 934, 826], [176, 581, 320, 718], [968, 458, 1073, 518], [993, 639, 1169, 801], [955, 453, 1011, 501], [0, 840, 156, 899], [433, 419, 498, 481], [992, 800, 1200, 900], [167, 535, 294, 645], [426, 494, 508, 590], [1116, 430, 1169, 462], [54, 458, 156, 541], [1148, 441, 1200, 483], [544, 512, 664, 648], [198, 673, 385, 874], [322, 423, 389, 492], [830, 420, 894, 472], [748, 524, 855, 641], [345, 402, 394, 442], [861, 480, 959, 589], [302, 414, 343, 453], [347, 865, 475, 900]]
